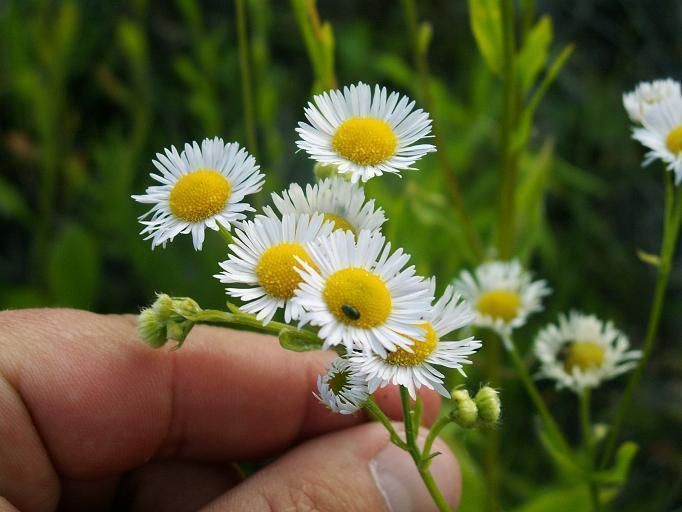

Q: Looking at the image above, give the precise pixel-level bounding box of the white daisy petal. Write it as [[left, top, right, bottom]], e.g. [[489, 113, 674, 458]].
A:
[[295, 82, 436, 183], [132, 137, 264, 250], [623, 78, 681, 124], [314, 357, 369, 415], [534, 311, 641, 394]]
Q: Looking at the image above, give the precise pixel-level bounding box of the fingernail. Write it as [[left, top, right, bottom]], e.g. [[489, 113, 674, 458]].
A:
[[369, 437, 459, 512]]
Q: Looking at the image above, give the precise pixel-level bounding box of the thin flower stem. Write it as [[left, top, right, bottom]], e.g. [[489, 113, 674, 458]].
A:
[[502, 334, 572, 454], [399, 386, 453, 512], [580, 389, 601, 512], [423, 415, 451, 464], [600, 174, 682, 467], [235, 0, 259, 159], [365, 397, 408, 450], [400, 0, 484, 261]]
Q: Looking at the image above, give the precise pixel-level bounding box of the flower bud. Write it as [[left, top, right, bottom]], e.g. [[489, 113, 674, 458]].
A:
[[171, 296, 201, 318], [138, 307, 168, 348], [474, 386, 501, 425], [137, 294, 202, 349], [448, 389, 478, 428]]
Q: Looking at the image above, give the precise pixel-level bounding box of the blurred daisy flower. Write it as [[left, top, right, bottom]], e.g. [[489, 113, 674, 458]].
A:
[[454, 260, 550, 335], [623, 78, 681, 124], [632, 95, 682, 184], [265, 177, 385, 235], [534, 311, 641, 393], [296, 82, 436, 183], [315, 357, 369, 415], [352, 280, 481, 399], [133, 137, 264, 250], [294, 229, 432, 356], [214, 213, 332, 324]]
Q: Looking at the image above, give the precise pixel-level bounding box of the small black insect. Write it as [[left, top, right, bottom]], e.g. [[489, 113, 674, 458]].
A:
[[341, 304, 361, 320]]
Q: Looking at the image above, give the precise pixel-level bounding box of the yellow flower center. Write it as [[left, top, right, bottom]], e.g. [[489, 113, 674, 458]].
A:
[[386, 323, 438, 366], [666, 125, 682, 154], [323, 267, 392, 328], [328, 369, 350, 395], [476, 289, 522, 322], [323, 213, 356, 234], [563, 341, 605, 372], [332, 117, 397, 166], [256, 243, 315, 299], [169, 169, 231, 222]]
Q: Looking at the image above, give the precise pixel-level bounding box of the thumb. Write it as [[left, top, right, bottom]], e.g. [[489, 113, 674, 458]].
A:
[[202, 422, 461, 512]]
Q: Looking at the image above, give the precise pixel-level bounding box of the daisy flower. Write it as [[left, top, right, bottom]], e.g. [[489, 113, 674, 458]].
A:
[[315, 357, 369, 415], [214, 213, 332, 324], [623, 78, 681, 124], [266, 177, 385, 235], [294, 229, 432, 356], [296, 82, 436, 183], [352, 280, 482, 399], [454, 260, 550, 335], [534, 311, 641, 393], [133, 137, 264, 250], [632, 96, 682, 184]]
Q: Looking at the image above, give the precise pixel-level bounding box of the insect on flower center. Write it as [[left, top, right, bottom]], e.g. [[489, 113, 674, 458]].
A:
[[323, 267, 392, 328], [563, 341, 605, 372], [476, 289, 521, 322], [323, 213, 356, 234], [332, 117, 398, 166], [666, 125, 682, 154], [386, 323, 438, 366], [327, 369, 350, 395], [169, 169, 231, 222], [256, 243, 316, 299]]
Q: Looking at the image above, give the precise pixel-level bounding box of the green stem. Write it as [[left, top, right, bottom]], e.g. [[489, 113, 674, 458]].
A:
[[580, 389, 601, 512], [235, 0, 259, 159], [502, 334, 572, 454], [365, 397, 408, 449], [600, 174, 682, 466], [423, 415, 450, 463], [497, 0, 519, 259], [399, 386, 453, 512], [400, 0, 484, 261]]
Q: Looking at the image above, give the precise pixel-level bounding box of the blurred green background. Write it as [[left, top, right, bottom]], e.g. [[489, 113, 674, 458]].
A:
[[1, 1, 680, 510]]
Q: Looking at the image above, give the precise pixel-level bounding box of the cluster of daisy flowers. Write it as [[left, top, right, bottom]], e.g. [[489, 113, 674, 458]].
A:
[[134, 82, 484, 414]]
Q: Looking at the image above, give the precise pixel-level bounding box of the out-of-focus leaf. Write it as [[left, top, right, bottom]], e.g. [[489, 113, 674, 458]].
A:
[[510, 485, 591, 512], [636, 249, 661, 267], [1, 287, 50, 308], [47, 224, 100, 308], [279, 328, 324, 352], [468, 0, 503, 75], [592, 441, 638, 485], [517, 16, 553, 94], [417, 22, 433, 55], [0, 176, 29, 221]]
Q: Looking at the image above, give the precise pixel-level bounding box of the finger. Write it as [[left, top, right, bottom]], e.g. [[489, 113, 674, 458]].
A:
[[203, 422, 461, 512], [0, 309, 440, 484]]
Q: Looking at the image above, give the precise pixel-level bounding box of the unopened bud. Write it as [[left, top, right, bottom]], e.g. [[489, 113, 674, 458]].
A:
[[449, 389, 478, 428], [137, 294, 202, 349], [171, 296, 201, 318], [475, 386, 501, 425], [138, 307, 168, 348]]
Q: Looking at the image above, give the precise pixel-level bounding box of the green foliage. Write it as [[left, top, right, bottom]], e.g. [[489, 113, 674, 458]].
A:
[[468, 0, 503, 75]]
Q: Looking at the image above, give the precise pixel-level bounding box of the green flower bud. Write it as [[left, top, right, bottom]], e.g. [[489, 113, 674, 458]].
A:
[[171, 296, 201, 318], [138, 307, 168, 348], [137, 294, 202, 349], [475, 386, 501, 425], [166, 318, 194, 348], [449, 389, 478, 428]]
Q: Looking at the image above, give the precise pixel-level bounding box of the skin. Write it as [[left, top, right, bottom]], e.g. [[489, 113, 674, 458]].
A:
[[0, 309, 461, 511]]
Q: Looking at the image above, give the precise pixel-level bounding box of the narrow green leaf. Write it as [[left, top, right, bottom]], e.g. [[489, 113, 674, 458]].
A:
[[468, 0, 503, 75], [592, 441, 638, 485], [636, 249, 661, 267], [279, 328, 324, 352], [516, 16, 553, 94]]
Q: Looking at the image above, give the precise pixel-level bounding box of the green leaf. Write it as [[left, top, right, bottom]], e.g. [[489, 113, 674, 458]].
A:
[[468, 0, 503, 75], [47, 225, 101, 308], [510, 485, 591, 512], [592, 441, 638, 485], [417, 22, 433, 56], [0, 176, 29, 222], [516, 16, 553, 94], [636, 249, 661, 267], [278, 328, 324, 353]]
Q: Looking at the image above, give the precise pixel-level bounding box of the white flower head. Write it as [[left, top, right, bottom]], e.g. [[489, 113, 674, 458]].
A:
[[294, 229, 433, 356], [623, 78, 681, 124], [534, 311, 641, 393], [214, 213, 332, 325], [132, 137, 264, 250], [265, 177, 385, 235], [315, 357, 369, 415], [296, 82, 436, 183], [352, 279, 482, 399], [632, 96, 682, 184], [454, 260, 550, 335]]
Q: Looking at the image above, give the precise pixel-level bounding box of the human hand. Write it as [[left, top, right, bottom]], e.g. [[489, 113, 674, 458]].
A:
[[0, 309, 461, 511]]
